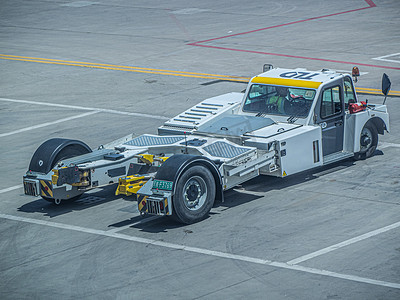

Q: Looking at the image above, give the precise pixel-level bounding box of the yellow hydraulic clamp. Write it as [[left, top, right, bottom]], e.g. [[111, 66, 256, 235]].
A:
[[115, 175, 149, 196]]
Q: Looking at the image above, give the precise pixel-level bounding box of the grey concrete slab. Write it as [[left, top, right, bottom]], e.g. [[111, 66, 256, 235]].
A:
[[0, 0, 399, 299]]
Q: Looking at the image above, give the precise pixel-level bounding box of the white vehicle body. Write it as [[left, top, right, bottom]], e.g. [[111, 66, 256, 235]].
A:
[[23, 67, 390, 223]]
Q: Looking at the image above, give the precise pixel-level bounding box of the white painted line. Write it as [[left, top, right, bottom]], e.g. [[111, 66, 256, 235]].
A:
[[333, 69, 368, 75], [0, 111, 99, 138], [0, 185, 23, 194], [0, 213, 399, 289], [372, 53, 400, 64], [287, 220, 400, 265], [379, 142, 400, 149], [271, 262, 400, 289], [0, 97, 169, 120]]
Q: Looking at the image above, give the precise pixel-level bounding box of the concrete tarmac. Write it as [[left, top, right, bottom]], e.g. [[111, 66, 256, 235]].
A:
[[0, 0, 399, 299]]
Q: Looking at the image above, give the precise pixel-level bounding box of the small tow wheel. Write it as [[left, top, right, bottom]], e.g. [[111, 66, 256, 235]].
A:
[[173, 165, 216, 224], [42, 195, 81, 204], [354, 122, 378, 160]]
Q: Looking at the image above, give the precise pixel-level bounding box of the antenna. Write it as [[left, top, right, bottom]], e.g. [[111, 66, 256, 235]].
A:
[[184, 131, 188, 154]]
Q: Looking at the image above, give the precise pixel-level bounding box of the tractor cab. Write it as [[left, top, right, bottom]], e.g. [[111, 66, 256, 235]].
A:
[[239, 68, 353, 127]]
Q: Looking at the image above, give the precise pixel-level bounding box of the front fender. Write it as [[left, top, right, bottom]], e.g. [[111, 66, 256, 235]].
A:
[[154, 154, 224, 202], [369, 116, 389, 134]]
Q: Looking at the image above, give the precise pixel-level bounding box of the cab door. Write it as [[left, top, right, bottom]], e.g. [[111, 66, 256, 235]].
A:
[[315, 84, 345, 156]]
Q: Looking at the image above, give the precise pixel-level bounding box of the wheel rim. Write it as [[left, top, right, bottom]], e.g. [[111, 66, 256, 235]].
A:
[[183, 176, 207, 211], [360, 127, 373, 152]]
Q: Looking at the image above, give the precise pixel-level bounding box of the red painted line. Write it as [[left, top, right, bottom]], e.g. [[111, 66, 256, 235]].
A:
[[188, 1, 400, 70], [193, 43, 400, 71], [364, 0, 377, 7], [188, 1, 374, 45]]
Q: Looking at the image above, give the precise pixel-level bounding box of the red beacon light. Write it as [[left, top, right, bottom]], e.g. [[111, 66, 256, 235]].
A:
[[352, 66, 360, 83]]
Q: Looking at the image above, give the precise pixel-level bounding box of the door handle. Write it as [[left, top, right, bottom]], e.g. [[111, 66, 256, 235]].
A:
[[335, 121, 343, 126]]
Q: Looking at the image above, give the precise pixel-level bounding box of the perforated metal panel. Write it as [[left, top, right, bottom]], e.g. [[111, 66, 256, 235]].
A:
[[203, 141, 252, 158], [124, 135, 184, 147]]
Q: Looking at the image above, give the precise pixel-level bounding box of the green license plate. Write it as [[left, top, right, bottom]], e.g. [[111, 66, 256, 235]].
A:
[[152, 179, 173, 191]]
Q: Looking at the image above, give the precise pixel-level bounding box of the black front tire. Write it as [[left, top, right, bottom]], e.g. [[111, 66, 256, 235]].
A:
[[354, 122, 378, 160], [172, 165, 216, 224]]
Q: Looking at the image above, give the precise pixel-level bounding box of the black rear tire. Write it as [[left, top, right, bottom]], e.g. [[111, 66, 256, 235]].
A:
[[41, 145, 90, 203], [172, 165, 216, 224], [354, 122, 378, 160]]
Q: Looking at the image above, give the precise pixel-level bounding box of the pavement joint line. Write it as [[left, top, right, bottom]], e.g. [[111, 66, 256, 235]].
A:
[[0, 212, 399, 289], [0, 111, 99, 138], [290, 186, 399, 207], [0, 97, 169, 120], [287, 220, 400, 265], [0, 185, 23, 194]]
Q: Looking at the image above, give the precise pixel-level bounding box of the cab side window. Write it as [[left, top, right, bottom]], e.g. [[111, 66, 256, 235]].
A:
[[321, 86, 342, 119], [344, 77, 356, 108]]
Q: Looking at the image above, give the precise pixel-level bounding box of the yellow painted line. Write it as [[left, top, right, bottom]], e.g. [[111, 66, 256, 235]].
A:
[[0, 54, 248, 78], [356, 88, 400, 96], [0, 54, 249, 81], [357, 87, 382, 91], [0, 54, 399, 95], [356, 87, 400, 96], [356, 87, 400, 93]]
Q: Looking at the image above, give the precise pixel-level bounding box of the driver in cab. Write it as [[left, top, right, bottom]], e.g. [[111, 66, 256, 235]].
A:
[[268, 86, 289, 114]]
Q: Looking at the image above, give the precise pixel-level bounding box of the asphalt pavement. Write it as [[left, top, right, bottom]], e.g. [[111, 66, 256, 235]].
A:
[[0, 0, 399, 299]]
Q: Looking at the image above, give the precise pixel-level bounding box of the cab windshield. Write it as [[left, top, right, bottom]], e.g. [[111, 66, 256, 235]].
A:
[[243, 84, 316, 118]]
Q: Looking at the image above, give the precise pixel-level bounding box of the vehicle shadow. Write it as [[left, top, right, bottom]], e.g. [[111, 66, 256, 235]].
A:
[[126, 157, 359, 232], [214, 157, 357, 210], [17, 185, 129, 218], [17, 154, 365, 227]]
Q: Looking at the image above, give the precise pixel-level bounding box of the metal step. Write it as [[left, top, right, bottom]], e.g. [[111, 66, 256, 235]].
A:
[[124, 135, 184, 147], [323, 151, 354, 165], [203, 141, 253, 158]]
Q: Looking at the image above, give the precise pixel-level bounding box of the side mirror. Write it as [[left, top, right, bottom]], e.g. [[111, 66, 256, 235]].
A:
[[382, 73, 391, 105], [263, 64, 274, 72], [382, 73, 391, 96]]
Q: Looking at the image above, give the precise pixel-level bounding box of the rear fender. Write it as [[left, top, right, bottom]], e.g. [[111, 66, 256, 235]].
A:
[[28, 138, 92, 174]]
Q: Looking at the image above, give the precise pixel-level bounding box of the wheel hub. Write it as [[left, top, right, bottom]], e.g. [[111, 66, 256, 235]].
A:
[[360, 127, 373, 150], [183, 176, 207, 210], [361, 135, 371, 147], [186, 183, 200, 202]]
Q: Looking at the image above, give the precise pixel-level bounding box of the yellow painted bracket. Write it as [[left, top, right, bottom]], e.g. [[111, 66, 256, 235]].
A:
[[52, 169, 59, 185], [115, 175, 149, 196], [139, 154, 154, 165]]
